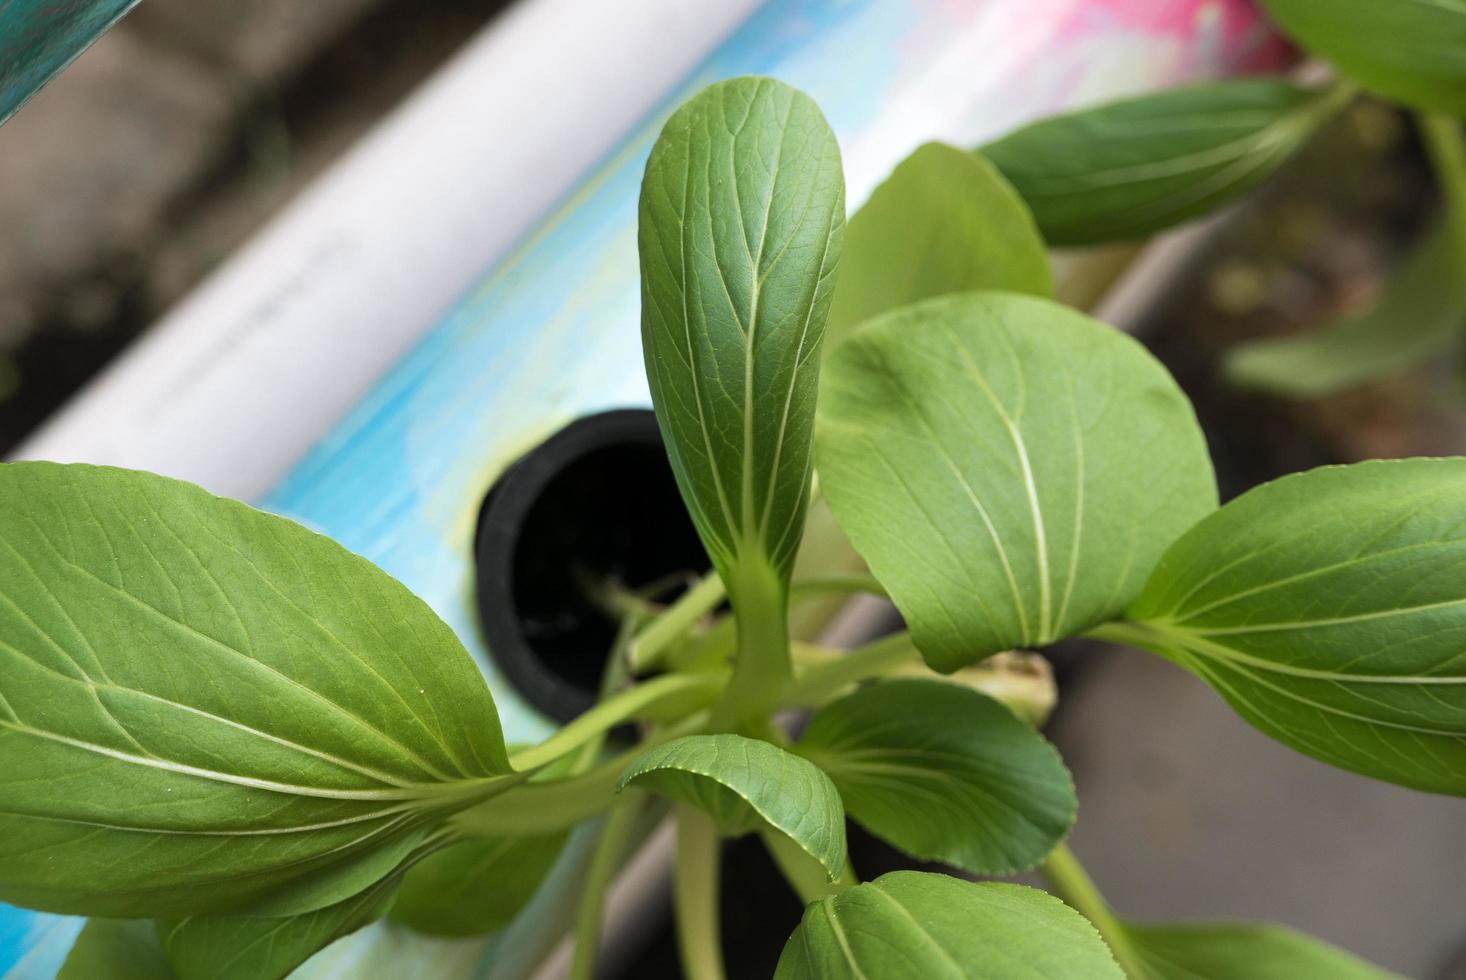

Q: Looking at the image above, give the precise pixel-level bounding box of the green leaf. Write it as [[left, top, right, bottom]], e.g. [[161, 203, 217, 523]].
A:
[[617, 733, 846, 879], [159, 871, 403, 980], [826, 142, 1052, 343], [0, 462, 515, 918], [1113, 458, 1466, 796], [816, 292, 1215, 673], [639, 75, 844, 584], [388, 831, 567, 937], [773, 872, 1124, 979], [1261, 0, 1466, 113], [1127, 920, 1404, 979], [797, 679, 1074, 875], [59, 919, 176, 980], [982, 78, 1343, 246], [1224, 220, 1466, 397]]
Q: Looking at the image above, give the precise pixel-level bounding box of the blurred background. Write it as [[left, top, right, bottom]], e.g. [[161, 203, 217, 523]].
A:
[[1, 1, 1464, 978], [0, 0, 509, 452]]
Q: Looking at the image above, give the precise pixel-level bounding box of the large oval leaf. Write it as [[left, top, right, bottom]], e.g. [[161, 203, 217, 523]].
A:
[[1261, 0, 1466, 114], [0, 463, 514, 917], [825, 142, 1052, 343], [159, 870, 403, 980], [639, 75, 844, 583], [982, 78, 1342, 246], [1114, 459, 1466, 796], [816, 292, 1216, 672], [388, 831, 567, 937], [1127, 920, 1403, 980], [774, 872, 1123, 979], [617, 733, 846, 879], [797, 679, 1074, 874]]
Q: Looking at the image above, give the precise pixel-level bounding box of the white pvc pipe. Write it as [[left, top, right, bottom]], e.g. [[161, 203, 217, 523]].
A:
[[12, 0, 761, 501]]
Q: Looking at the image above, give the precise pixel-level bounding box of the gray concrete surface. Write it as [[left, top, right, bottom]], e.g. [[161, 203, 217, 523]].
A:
[[1051, 646, 1466, 978]]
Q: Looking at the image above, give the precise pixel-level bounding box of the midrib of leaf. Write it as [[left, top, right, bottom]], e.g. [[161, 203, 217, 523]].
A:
[[744, 92, 824, 563], [1185, 595, 1466, 638], [0, 800, 417, 838], [865, 886, 967, 980], [1163, 539, 1463, 624], [678, 139, 739, 566], [951, 337, 1054, 642], [0, 637, 426, 790], [1169, 643, 1461, 782], [821, 897, 870, 980], [828, 764, 1042, 849], [1119, 619, 1466, 688], [1054, 359, 1086, 639], [828, 748, 1066, 787], [870, 353, 1032, 645], [1033, 90, 1328, 193], [0, 718, 517, 803]]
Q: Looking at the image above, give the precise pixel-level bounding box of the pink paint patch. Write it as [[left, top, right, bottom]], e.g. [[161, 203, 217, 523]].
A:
[[1050, 0, 1290, 73]]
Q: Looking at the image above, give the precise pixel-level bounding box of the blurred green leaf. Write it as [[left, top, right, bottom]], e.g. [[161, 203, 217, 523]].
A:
[[60, 919, 175, 980], [983, 78, 1343, 245], [827, 142, 1052, 342], [1261, 0, 1466, 113], [389, 832, 566, 937], [1127, 920, 1404, 979], [160, 872, 403, 980], [1224, 220, 1466, 397]]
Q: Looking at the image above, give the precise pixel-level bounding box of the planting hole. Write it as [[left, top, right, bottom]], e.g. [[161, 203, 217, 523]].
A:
[[475, 409, 710, 723]]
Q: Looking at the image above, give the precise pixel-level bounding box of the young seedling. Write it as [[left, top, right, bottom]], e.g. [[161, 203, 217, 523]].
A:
[[1, 74, 1456, 980]]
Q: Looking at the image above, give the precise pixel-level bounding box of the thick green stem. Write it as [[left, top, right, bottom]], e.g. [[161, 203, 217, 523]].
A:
[[674, 806, 728, 980], [627, 572, 727, 673], [712, 560, 792, 728], [783, 631, 921, 708], [569, 795, 645, 980], [761, 829, 854, 906], [1040, 844, 1147, 979], [510, 672, 721, 772], [456, 712, 710, 836], [788, 573, 887, 602]]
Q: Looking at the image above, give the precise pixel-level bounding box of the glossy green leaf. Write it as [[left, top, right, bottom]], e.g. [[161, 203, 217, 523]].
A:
[[816, 292, 1216, 672], [0, 462, 515, 917], [1113, 459, 1466, 796], [797, 679, 1074, 874], [826, 142, 1052, 343], [1262, 0, 1466, 113], [159, 871, 403, 980], [1127, 920, 1403, 980], [389, 831, 567, 937], [1225, 220, 1466, 397], [774, 872, 1123, 979], [639, 75, 844, 584], [982, 78, 1343, 245], [617, 733, 846, 879], [59, 919, 175, 980]]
